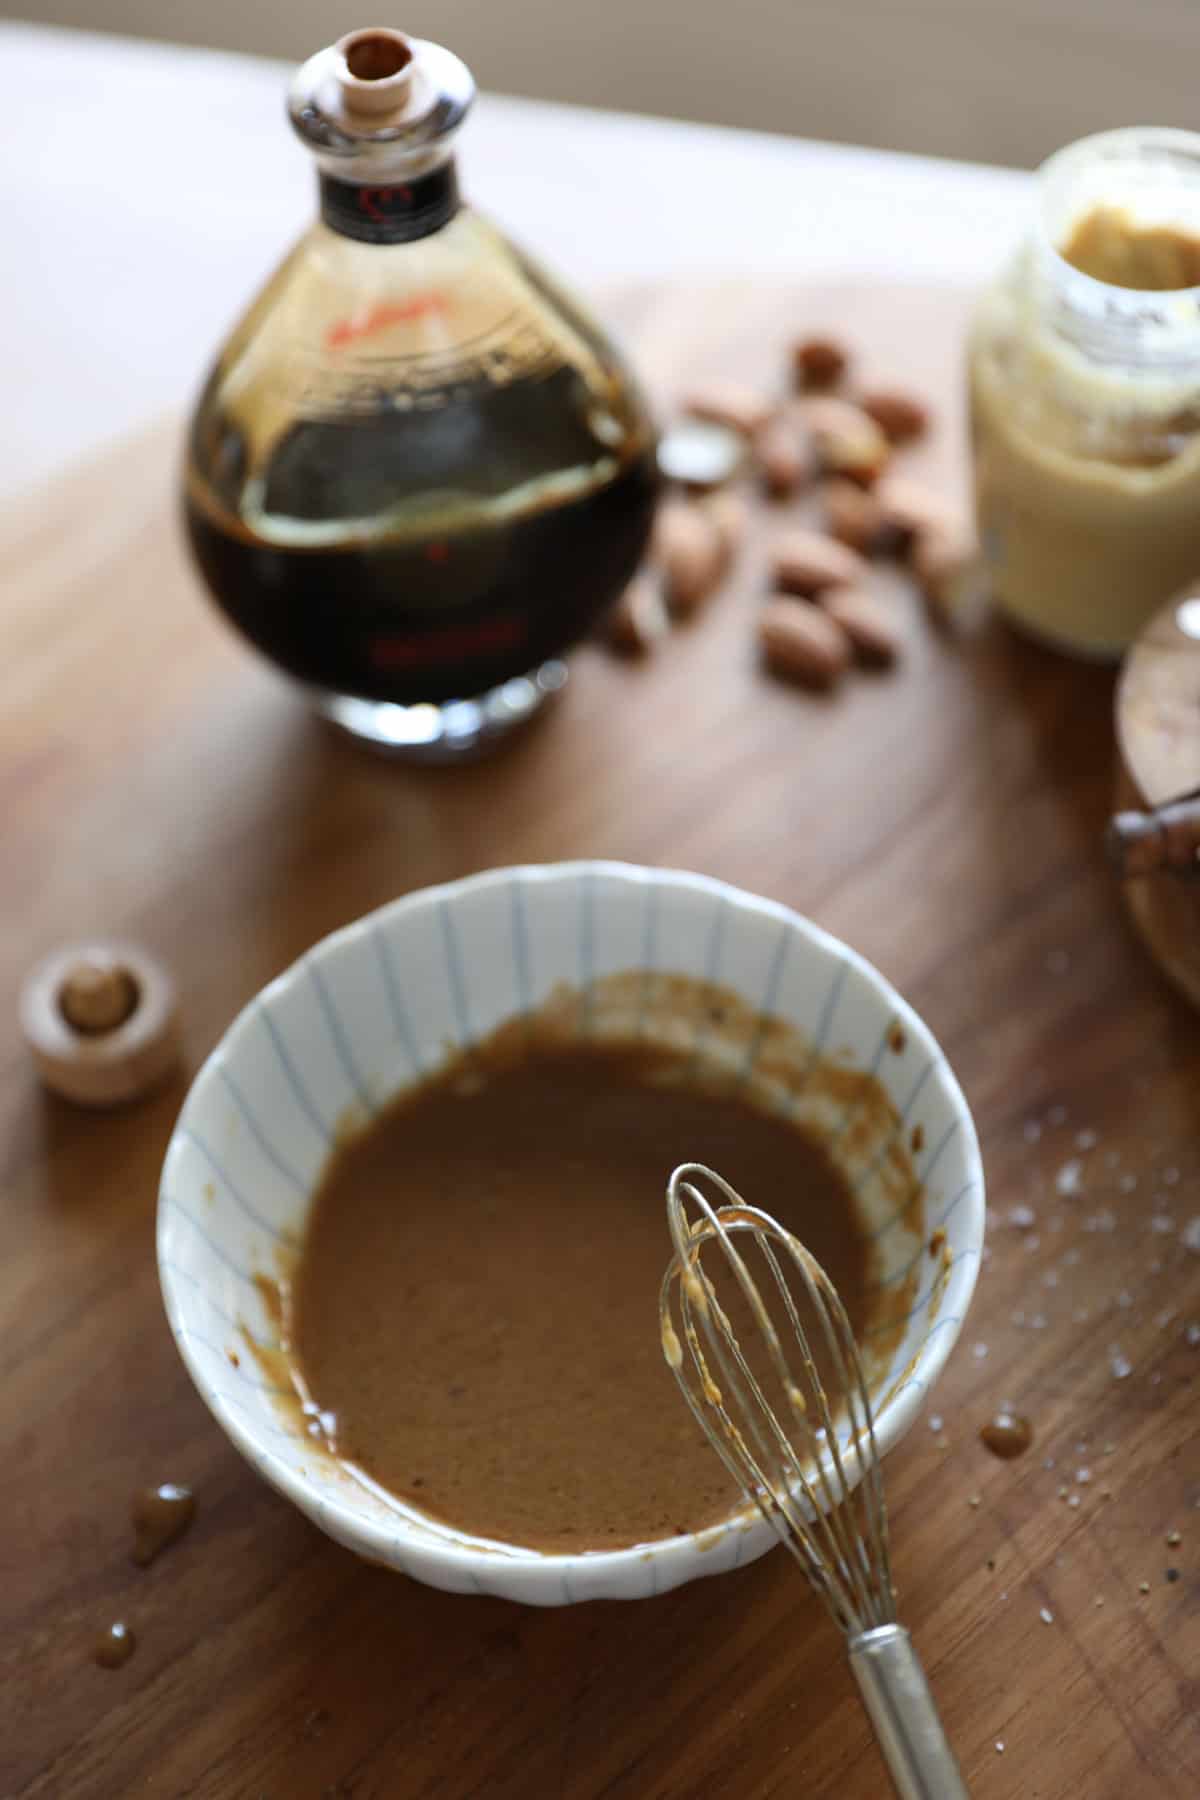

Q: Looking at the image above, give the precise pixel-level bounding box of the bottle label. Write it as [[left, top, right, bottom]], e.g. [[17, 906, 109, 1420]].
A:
[[319, 165, 460, 245]]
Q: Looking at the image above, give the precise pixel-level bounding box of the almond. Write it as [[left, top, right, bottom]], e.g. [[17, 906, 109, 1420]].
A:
[[822, 479, 895, 555], [754, 415, 816, 498], [821, 585, 900, 664], [792, 336, 849, 390], [655, 499, 727, 615], [913, 523, 981, 623], [605, 571, 670, 654], [771, 527, 866, 596], [682, 381, 774, 439], [795, 396, 890, 486], [860, 389, 930, 445], [875, 475, 961, 547], [760, 598, 851, 687], [700, 489, 750, 562]]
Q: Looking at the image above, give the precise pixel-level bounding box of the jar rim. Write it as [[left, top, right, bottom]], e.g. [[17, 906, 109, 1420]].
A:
[[1036, 126, 1200, 303]]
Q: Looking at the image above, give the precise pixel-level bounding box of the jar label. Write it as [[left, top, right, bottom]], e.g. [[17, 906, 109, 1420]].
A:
[[319, 165, 460, 245]]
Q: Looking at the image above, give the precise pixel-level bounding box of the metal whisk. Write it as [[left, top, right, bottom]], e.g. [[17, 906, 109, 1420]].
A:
[[660, 1164, 968, 1800]]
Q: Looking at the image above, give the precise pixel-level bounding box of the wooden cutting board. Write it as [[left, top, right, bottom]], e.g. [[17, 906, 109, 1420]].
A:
[[2, 282, 1198, 1800]]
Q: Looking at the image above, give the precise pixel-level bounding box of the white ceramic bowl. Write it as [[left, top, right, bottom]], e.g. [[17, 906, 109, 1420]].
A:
[[159, 863, 984, 1605]]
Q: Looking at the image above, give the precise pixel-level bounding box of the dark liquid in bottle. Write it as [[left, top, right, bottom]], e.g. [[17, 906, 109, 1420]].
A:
[[185, 365, 659, 706]]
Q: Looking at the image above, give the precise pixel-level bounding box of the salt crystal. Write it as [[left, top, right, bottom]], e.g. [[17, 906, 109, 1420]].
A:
[[1012, 1310, 1026, 1326], [1084, 1209, 1117, 1233], [1040, 1607, 1054, 1624], [1185, 1325, 1200, 1348], [1043, 1456, 1056, 1469], [1031, 1313, 1047, 1330], [1073, 1308, 1089, 1324], [1163, 1167, 1180, 1187], [1076, 1467, 1091, 1484], [1151, 1215, 1175, 1235], [1056, 1160, 1083, 1196], [1076, 1128, 1098, 1150], [1110, 1348, 1133, 1380], [1008, 1204, 1037, 1230], [1064, 1248, 1081, 1266], [1182, 1218, 1200, 1253], [929, 1413, 944, 1432], [1068, 1494, 1081, 1508], [973, 1342, 989, 1360], [1043, 1270, 1059, 1288], [995, 1740, 1006, 1754], [1119, 1173, 1137, 1194], [1156, 1310, 1177, 1331], [1150, 1372, 1163, 1387], [1025, 1235, 1041, 1252], [1117, 1290, 1133, 1309], [1167, 1529, 1182, 1547], [1023, 1120, 1042, 1143]]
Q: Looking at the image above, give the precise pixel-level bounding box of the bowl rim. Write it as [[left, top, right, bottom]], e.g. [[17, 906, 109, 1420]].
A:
[[158, 859, 985, 1597]]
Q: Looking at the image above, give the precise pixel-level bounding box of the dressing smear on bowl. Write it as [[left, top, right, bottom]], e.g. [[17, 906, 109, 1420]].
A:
[[246, 974, 926, 1554]]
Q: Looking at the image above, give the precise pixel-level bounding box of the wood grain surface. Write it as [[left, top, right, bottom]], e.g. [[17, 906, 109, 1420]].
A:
[[2, 283, 1199, 1800]]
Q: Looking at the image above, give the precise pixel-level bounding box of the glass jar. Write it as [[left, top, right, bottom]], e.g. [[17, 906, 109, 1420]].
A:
[[970, 128, 1200, 658]]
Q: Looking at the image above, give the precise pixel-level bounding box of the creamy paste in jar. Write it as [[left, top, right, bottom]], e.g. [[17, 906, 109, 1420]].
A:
[[972, 204, 1200, 657]]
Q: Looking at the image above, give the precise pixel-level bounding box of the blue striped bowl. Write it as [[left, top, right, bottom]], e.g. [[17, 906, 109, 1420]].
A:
[[158, 862, 984, 1605]]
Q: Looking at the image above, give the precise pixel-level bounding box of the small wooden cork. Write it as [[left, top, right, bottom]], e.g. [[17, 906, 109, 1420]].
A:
[[20, 943, 179, 1106], [1114, 589, 1200, 1010]]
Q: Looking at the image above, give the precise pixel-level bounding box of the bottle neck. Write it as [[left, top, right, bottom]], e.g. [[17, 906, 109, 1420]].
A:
[[318, 157, 460, 245]]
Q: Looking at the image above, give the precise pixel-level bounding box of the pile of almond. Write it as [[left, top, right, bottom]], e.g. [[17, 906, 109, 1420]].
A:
[[606, 332, 978, 692]]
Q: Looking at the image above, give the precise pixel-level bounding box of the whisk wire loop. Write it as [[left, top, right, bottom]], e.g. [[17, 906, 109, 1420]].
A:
[[660, 1163, 893, 1634]]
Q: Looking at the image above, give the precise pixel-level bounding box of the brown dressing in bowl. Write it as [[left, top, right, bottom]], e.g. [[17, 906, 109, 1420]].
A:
[[265, 1032, 916, 1554]]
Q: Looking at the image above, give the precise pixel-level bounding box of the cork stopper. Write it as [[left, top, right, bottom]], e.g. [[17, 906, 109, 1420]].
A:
[[20, 942, 179, 1107], [58, 955, 140, 1034], [334, 28, 415, 118]]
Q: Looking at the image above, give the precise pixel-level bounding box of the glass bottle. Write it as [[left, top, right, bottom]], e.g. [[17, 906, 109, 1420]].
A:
[[970, 128, 1200, 658], [184, 28, 659, 758]]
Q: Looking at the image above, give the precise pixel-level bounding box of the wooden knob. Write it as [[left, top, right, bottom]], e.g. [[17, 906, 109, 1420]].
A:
[[1113, 588, 1200, 1010], [20, 942, 179, 1107]]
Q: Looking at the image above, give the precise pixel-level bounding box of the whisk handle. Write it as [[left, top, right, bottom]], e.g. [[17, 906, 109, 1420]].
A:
[[848, 1625, 969, 1800]]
